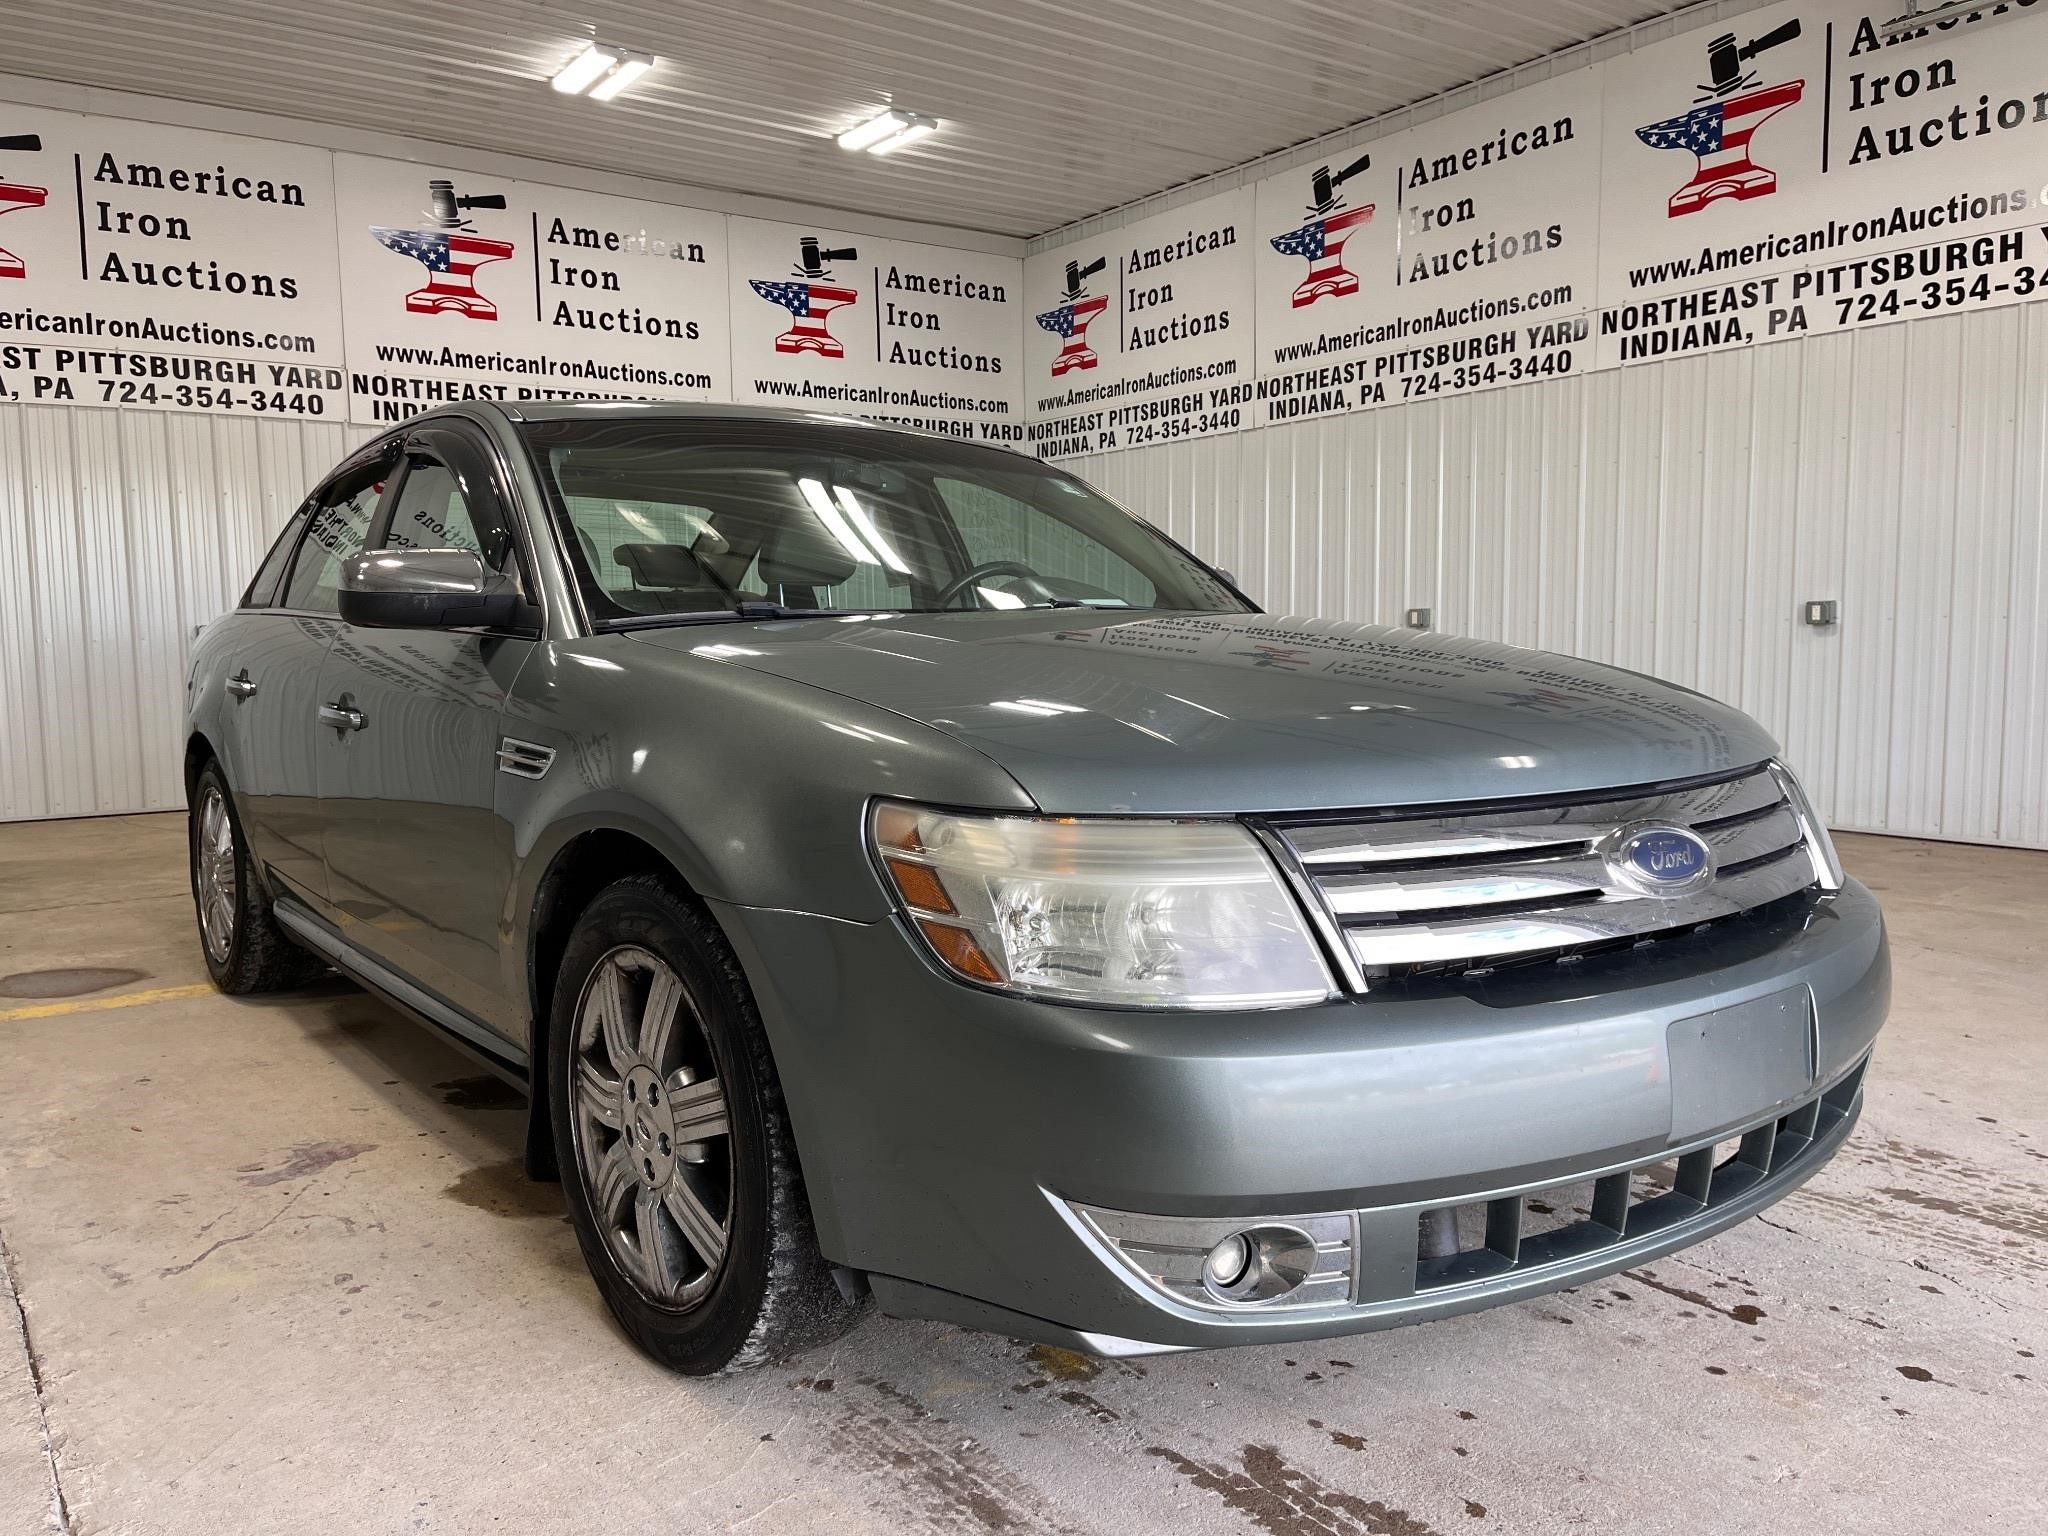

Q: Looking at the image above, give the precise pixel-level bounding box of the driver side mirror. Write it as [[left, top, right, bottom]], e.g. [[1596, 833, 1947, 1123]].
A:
[[339, 548, 523, 631]]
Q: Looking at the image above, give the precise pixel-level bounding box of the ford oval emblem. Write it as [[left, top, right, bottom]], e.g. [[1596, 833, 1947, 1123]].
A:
[[1605, 823, 1716, 897]]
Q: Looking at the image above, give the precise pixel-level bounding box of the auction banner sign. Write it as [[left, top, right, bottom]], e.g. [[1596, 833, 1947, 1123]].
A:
[[1250, 71, 1600, 430], [8, 0, 2048, 446], [0, 108, 1020, 431], [0, 105, 345, 419], [335, 153, 730, 424], [1033, 0, 2048, 456], [726, 214, 1024, 444], [1022, 187, 1256, 458], [1597, 0, 2048, 365]]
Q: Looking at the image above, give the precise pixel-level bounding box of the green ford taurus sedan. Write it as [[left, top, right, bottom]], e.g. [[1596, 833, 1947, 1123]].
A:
[[185, 402, 1888, 1373]]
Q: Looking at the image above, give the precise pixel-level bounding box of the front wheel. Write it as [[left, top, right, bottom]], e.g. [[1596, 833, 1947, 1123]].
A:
[[548, 875, 862, 1373]]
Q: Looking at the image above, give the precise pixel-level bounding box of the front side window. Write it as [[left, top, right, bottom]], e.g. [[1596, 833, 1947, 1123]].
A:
[[279, 459, 389, 614], [382, 458, 494, 562], [519, 419, 1247, 626]]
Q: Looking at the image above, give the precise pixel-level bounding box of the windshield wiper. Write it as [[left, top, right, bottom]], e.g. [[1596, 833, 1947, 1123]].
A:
[[603, 604, 889, 632], [730, 601, 891, 621]]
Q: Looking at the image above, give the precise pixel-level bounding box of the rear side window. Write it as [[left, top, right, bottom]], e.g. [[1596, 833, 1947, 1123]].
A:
[[242, 505, 309, 609], [279, 460, 390, 614]]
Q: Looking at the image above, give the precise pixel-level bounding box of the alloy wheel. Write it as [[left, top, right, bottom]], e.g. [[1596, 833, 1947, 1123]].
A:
[[196, 786, 237, 963], [570, 946, 734, 1310]]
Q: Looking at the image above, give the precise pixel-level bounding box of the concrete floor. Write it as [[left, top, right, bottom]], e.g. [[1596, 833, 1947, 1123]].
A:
[[0, 815, 2041, 1536]]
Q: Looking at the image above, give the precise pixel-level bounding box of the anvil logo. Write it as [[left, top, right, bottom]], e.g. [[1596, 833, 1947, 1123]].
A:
[[0, 132, 49, 282], [751, 236, 860, 357], [1034, 256, 1108, 377], [370, 179, 514, 320], [1269, 149, 1374, 308], [1636, 19, 1806, 218]]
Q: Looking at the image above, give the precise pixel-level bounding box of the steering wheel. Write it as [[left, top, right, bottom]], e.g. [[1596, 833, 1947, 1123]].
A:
[[933, 560, 1044, 609]]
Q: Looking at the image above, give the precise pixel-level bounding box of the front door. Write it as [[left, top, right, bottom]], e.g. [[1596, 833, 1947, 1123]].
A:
[[314, 428, 537, 1038], [232, 449, 395, 910]]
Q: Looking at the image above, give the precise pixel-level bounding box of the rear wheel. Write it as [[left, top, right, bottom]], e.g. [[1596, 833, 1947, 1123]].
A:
[[188, 761, 326, 994], [549, 875, 861, 1373]]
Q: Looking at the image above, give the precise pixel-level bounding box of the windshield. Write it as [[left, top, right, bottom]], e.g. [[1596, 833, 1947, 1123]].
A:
[[519, 417, 1251, 626]]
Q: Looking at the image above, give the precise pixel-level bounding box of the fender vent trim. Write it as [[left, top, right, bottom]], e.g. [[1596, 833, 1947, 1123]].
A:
[[495, 737, 556, 780]]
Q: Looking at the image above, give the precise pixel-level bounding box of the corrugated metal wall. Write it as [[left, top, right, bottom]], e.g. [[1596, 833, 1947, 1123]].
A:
[[1067, 302, 2048, 848], [3, 300, 2043, 844], [0, 408, 374, 821]]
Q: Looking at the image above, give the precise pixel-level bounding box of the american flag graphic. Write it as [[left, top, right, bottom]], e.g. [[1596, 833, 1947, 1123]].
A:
[[1491, 685, 1583, 712], [750, 278, 860, 357], [371, 225, 516, 319], [1033, 293, 1109, 376], [1636, 80, 1804, 218], [1236, 643, 1315, 671], [1269, 203, 1375, 308], [0, 180, 48, 281]]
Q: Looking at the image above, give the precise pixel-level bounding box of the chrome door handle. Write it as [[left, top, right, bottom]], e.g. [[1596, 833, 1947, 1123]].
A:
[[225, 671, 258, 700], [318, 701, 367, 732]]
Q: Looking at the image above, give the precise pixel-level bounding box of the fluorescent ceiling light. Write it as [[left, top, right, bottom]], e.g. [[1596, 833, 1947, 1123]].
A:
[[588, 52, 653, 100], [1880, 0, 2030, 41], [838, 109, 911, 151], [838, 109, 938, 154], [867, 117, 937, 155], [552, 42, 618, 95]]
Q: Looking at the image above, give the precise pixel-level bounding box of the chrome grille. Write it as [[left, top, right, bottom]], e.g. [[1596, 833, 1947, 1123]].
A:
[[1267, 763, 1829, 980]]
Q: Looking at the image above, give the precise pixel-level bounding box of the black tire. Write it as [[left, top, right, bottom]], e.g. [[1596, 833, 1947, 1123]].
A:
[[188, 760, 328, 995], [548, 874, 863, 1374]]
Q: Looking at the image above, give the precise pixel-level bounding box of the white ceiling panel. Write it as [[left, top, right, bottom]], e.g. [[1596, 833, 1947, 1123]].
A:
[[4, 0, 1718, 238]]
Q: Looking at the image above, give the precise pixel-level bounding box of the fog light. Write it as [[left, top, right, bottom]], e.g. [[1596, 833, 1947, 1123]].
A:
[[1202, 1233, 1252, 1290], [1200, 1224, 1318, 1304]]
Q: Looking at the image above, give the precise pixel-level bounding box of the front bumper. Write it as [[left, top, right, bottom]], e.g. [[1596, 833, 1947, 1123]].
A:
[[716, 878, 1888, 1353]]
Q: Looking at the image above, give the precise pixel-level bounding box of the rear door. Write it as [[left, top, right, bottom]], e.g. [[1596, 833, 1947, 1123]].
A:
[[313, 424, 539, 1036], [225, 442, 398, 911]]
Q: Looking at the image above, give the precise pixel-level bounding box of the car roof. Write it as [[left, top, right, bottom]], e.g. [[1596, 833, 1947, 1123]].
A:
[[499, 400, 853, 424], [437, 399, 1020, 453]]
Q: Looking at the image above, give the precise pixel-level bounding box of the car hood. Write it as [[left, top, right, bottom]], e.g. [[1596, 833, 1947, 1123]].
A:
[[628, 610, 1776, 815]]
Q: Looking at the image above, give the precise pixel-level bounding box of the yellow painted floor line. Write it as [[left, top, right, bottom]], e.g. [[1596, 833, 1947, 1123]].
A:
[[0, 982, 215, 1022]]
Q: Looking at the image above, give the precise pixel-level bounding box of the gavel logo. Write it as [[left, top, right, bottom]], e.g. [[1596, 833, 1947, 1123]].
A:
[[749, 235, 862, 357], [1635, 18, 1806, 219], [796, 237, 857, 281], [422, 178, 508, 231], [1700, 20, 1803, 101], [368, 178, 517, 319], [0, 133, 49, 282], [1034, 255, 1110, 376], [1059, 255, 1105, 303], [1268, 150, 1376, 309]]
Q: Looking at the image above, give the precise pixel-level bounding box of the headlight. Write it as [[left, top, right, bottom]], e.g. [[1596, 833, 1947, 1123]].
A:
[[869, 802, 1336, 1009], [1769, 761, 1844, 892]]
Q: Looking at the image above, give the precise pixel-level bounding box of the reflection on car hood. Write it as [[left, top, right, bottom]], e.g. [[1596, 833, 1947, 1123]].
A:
[[628, 610, 1777, 814]]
